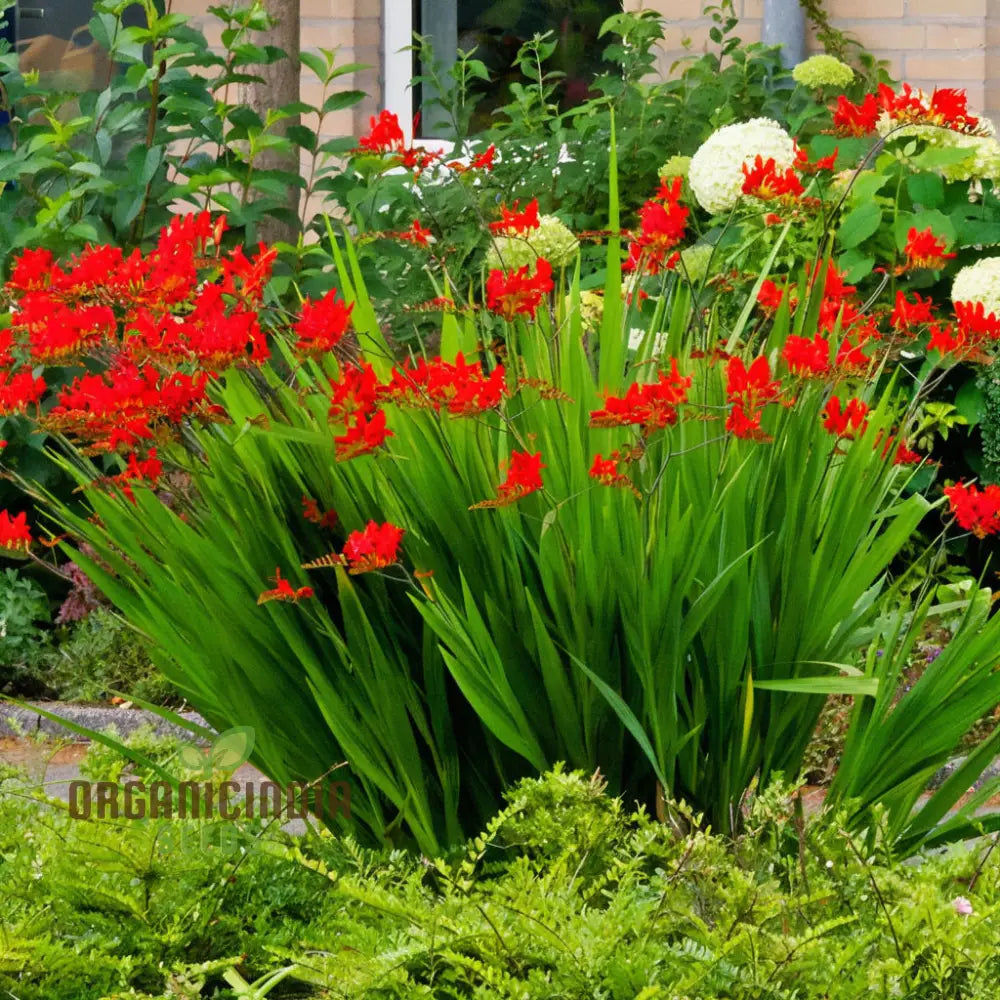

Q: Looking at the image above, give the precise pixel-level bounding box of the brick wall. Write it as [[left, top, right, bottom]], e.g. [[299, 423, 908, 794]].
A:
[[631, 0, 995, 124], [170, 0, 380, 138]]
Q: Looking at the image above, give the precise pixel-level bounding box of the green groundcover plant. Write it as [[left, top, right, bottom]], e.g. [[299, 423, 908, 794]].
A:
[[4, 767, 1000, 998]]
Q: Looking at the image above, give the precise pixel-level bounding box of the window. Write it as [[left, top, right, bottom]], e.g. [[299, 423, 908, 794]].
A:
[[11, 0, 144, 89], [383, 0, 622, 142]]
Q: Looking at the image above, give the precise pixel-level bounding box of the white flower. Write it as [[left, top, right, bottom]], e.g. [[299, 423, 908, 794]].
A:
[[792, 55, 853, 89], [952, 896, 973, 916], [688, 118, 796, 215], [627, 327, 667, 353], [486, 214, 579, 272], [951, 257, 1000, 315]]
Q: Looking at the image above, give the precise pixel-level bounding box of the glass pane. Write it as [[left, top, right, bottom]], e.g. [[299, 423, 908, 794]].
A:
[[14, 0, 144, 90], [415, 0, 620, 137]]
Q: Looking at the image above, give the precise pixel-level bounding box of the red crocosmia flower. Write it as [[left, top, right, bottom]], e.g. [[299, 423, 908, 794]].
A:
[[398, 219, 433, 247], [741, 155, 804, 202], [257, 567, 314, 605], [386, 353, 508, 416], [757, 279, 790, 313], [472, 451, 545, 508], [832, 93, 879, 136], [486, 259, 554, 320], [302, 495, 338, 529], [470, 144, 496, 170], [901, 227, 956, 271], [358, 110, 405, 153], [8, 247, 56, 292], [328, 362, 381, 421], [795, 144, 838, 173], [783, 334, 830, 377], [589, 451, 640, 496], [834, 335, 872, 372], [589, 359, 691, 430], [489, 198, 541, 235], [725, 356, 781, 406], [334, 408, 393, 461], [764, 213, 784, 226], [0, 509, 32, 552], [341, 521, 405, 574], [294, 290, 353, 356], [110, 449, 163, 503], [625, 178, 689, 275], [589, 453, 619, 481], [877, 82, 979, 133], [822, 396, 869, 438], [449, 144, 497, 173], [0, 368, 46, 415], [725, 356, 782, 441], [876, 433, 922, 465], [944, 481, 1000, 537], [955, 300, 1000, 342], [890, 290, 936, 330]]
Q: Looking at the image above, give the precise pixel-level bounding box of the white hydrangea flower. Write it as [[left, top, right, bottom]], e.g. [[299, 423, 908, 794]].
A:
[[688, 118, 796, 215], [951, 257, 1000, 314], [486, 214, 579, 271], [791, 54, 853, 89]]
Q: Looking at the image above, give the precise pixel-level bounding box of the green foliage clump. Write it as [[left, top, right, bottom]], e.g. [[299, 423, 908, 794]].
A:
[[4, 769, 1000, 998]]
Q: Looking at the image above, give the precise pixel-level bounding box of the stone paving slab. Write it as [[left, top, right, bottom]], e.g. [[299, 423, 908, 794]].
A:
[[0, 700, 211, 742]]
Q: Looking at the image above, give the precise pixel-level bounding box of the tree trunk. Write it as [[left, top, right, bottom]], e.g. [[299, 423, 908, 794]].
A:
[[239, 0, 301, 245]]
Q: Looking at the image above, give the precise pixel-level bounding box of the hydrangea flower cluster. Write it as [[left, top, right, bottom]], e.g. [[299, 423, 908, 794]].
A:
[[485, 214, 579, 272], [951, 257, 1000, 315], [688, 118, 796, 215], [791, 54, 853, 89]]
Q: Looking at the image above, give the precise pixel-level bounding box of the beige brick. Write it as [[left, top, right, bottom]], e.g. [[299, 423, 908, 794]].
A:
[[850, 23, 926, 48], [868, 51, 904, 78], [907, 0, 984, 15], [660, 25, 714, 51], [925, 24, 985, 48], [904, 52, 985, 79], [742, 0, 764, 17], [827, 0, 905, 17], [300, 21, 375, 50], [170, 0, 203, 14], [637, 0, 708, 18]]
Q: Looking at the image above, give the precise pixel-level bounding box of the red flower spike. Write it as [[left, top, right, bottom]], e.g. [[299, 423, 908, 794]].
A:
[[783, 334, 831, 377], [294, 290, 353, 356], [358, 110, 405, 154], [890, 291, 936, 331], [334, 409, 393, 461], [822, 396, 870, 438], [341, 521, 404, 574], [0, 369, 46, 415], [944, 481, 1000, 537], [832, 94, 879, 136], [486, 259, 554, 320], [0, 509, 32, 552], [302, 495, 338, 529], [725, 356, 782, 441], [471, 451, 545, 508], [589, 359, 692, 430], [489, 199, 541, 235], [741, 155, 804, 202], [901, 227, 956, 272], [258, 567, 314, 605]]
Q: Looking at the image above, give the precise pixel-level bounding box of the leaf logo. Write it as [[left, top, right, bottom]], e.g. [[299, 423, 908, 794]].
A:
[[176, 726, 255, 779]]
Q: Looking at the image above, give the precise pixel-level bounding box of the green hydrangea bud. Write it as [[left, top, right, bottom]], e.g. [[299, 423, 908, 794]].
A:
[[791, 54, 854, 89], [486, 215, 579, 272]]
